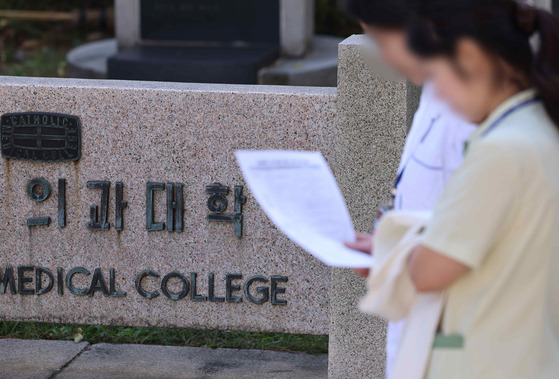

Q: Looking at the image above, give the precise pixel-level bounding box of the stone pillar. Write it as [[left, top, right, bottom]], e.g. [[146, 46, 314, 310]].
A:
[[280, 0, 314, 57], [115, 0, 140, 50], [329, 35, 419, 379]]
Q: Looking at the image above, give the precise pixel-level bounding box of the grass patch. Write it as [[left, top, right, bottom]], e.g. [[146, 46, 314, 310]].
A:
[[0, 321, 328, 355], [0, 46, 68, 77]]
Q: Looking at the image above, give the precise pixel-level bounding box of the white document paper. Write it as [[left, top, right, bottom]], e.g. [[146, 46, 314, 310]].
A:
[[236, 150, 375, 268]]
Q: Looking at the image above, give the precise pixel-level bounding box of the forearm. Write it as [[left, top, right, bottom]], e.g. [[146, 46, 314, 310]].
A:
[[407, 244, 469, 292]]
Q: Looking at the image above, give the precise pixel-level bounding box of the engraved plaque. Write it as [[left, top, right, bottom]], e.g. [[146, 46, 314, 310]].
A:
[[1, 112, 81, 162]]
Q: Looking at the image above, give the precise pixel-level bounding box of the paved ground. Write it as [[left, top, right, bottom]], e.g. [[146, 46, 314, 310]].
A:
[[0, 338, 328, 379]]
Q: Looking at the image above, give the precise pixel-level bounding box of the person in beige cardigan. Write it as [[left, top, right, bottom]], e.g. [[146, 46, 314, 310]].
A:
[[348, 1, 559, 378]]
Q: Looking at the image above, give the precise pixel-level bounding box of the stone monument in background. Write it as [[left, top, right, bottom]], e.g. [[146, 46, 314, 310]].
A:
[[68, 0, 340, 86], [110, 0, 281, 84]]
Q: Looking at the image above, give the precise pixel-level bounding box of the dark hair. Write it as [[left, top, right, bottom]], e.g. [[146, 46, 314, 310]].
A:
[[345, 0, 412, 29], [408, 0, 559, 129]]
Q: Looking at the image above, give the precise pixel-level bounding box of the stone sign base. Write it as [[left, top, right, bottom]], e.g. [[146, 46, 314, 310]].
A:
[[108, 45, 279, 84]]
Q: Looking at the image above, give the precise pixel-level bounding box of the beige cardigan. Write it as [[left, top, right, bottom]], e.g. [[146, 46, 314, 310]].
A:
[[359, 211, 444, 379]]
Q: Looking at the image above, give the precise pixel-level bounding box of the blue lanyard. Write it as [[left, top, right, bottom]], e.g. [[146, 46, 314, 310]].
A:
[[395, 96, 539, 196], [481, 97, 539, 138], [393, 114, 441, 195], [463, 96, 540, 154]]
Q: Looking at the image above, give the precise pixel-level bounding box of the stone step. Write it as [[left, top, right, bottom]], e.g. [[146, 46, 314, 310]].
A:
[[0, 338, 328, 379], [0, 338, 89, 379]]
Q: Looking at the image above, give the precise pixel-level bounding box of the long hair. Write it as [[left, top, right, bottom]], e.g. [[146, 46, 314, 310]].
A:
[[408, 0, 559, 129]]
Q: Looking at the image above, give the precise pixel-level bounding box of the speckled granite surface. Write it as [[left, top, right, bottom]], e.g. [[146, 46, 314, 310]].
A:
[[0, 76, 336, 335], [328, 35, 416, 379]]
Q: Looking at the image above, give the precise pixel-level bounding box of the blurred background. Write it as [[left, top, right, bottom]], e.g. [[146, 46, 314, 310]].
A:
[[0, 0, 361, 86], [0, 0, 113, 77]]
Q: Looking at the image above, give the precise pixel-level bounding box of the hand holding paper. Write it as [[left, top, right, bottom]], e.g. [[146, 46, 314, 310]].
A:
[[236, 150, 374, 268]]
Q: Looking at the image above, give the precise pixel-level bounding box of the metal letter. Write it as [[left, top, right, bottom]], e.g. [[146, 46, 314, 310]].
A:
[[135, 270, 160, 299], [27, 217, 51, 227], [0, 265, 16, 294], [243, 276, 269, 305], [109, 268, 126, 297], [270, 276, 288, 305], [206, 183, 247, 237], [161, 272, 189, 301], [66, 267, 90, 296], [87, 181, 110, 230], [17, 266, 34, 295], [35, 266, 54, 296], [88, 268, 110, 297], [115, 182, 128, 231], [58, 179, 66, 227], [166, 183, 184, 233], [190, 273, 207, 302], [146, 182, 165, 231], [26, 178, 51, 202], [208, 273, 224, 302], [57, 267, 63, 296], [225, 274, 243, 303]]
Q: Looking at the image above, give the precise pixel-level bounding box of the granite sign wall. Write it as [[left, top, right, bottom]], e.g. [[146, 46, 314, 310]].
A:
[[0, 78, 336, 335], [0, 35, 418, 378]]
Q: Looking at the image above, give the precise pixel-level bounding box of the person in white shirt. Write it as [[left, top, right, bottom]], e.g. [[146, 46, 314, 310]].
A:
[[344, 1, 475, 377]]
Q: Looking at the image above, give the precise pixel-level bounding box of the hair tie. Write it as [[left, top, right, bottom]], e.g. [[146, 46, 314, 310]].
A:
[[516, 2, 538, 36]]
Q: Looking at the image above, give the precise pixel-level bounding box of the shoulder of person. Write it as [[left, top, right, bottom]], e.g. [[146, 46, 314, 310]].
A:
[[488, 102, 559, 151], [466, 134, 528, 186]]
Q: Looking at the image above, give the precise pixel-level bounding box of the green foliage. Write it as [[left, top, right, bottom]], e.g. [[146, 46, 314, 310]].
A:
[[0, 322, 329, 354], [1, 46, 67, 77], [0, 1, 114, 77]]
